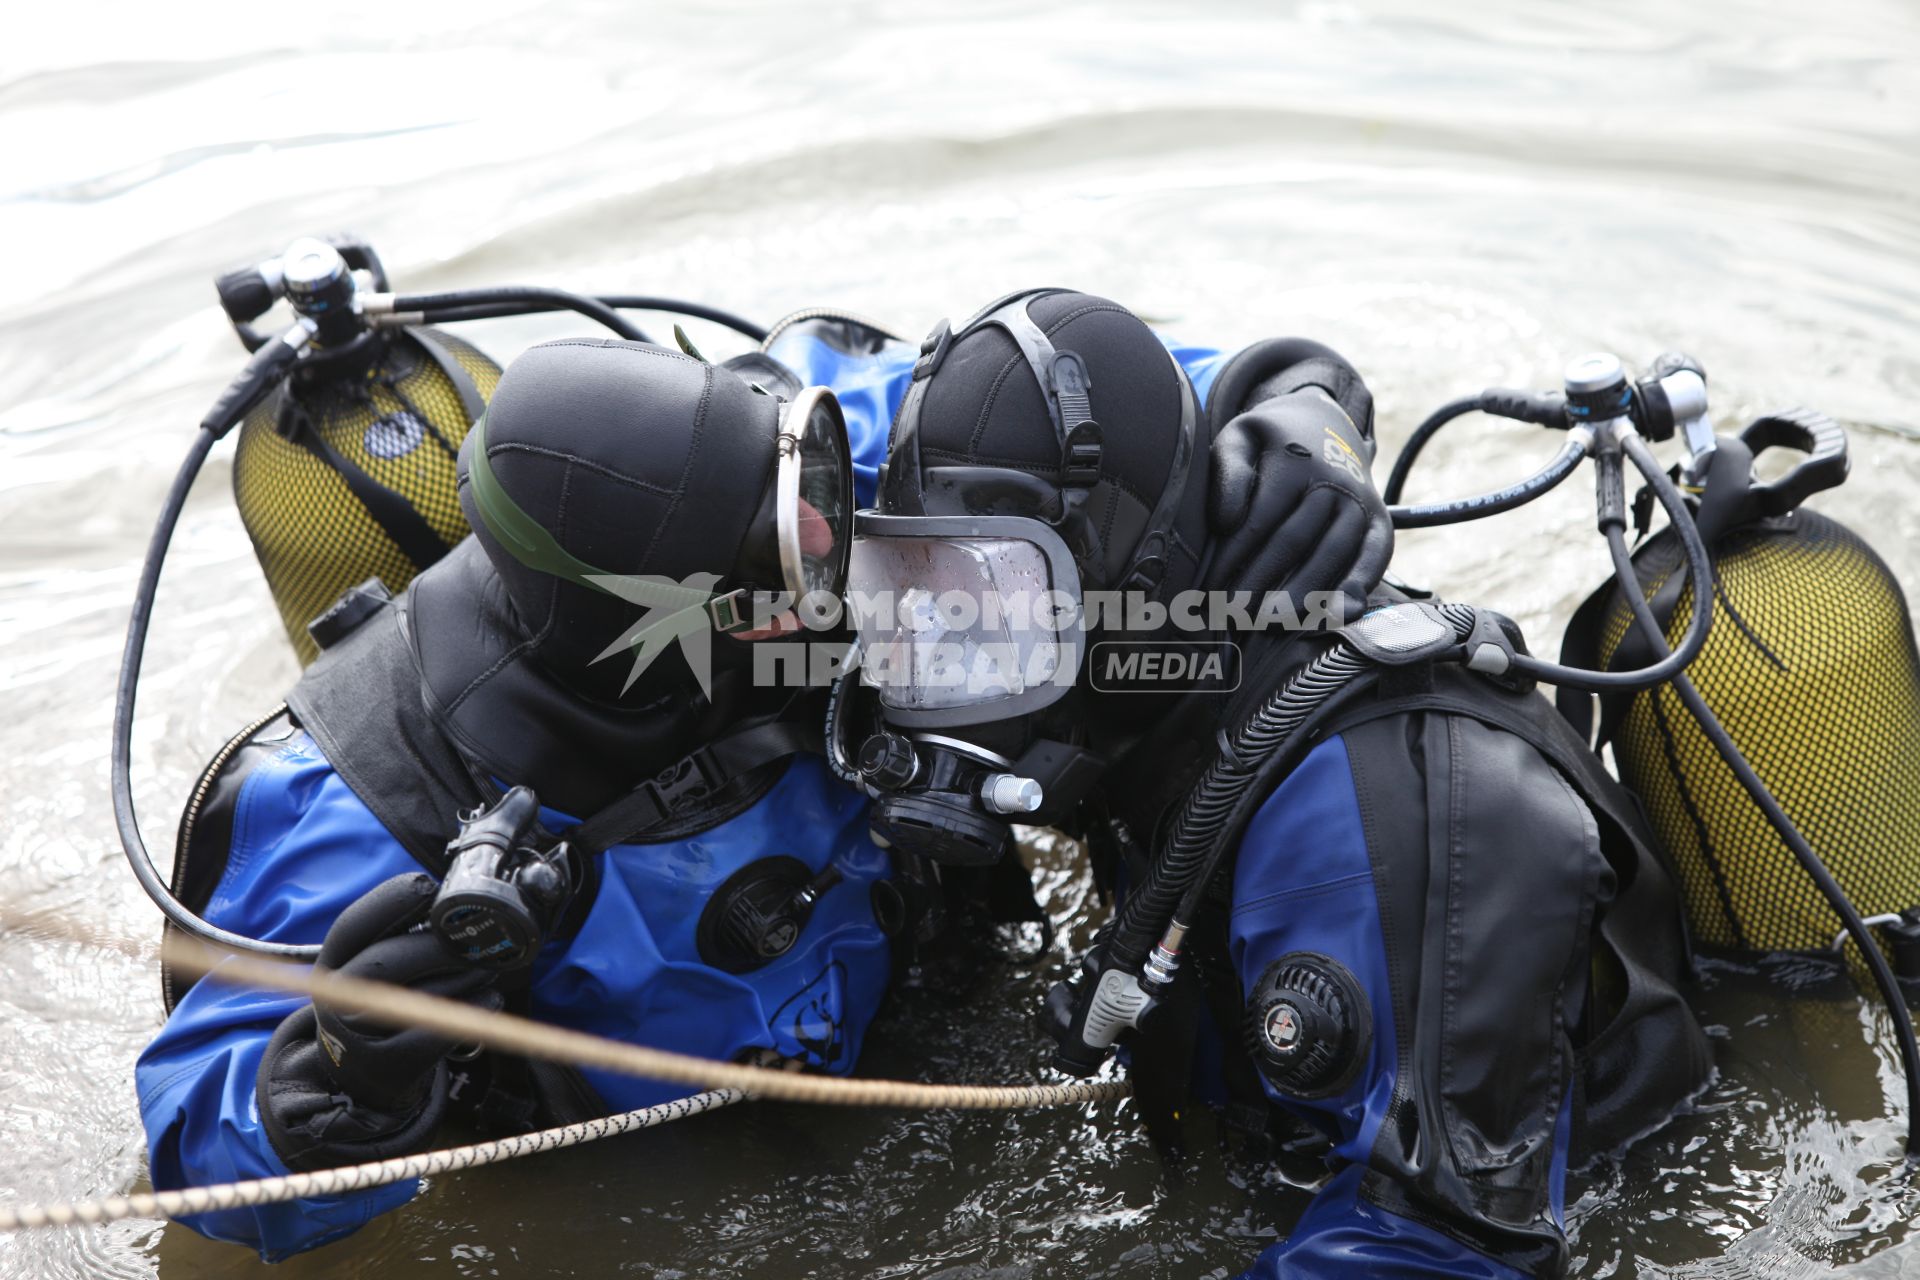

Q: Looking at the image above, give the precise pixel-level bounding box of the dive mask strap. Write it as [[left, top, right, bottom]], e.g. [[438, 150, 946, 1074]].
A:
[[967, 297, 1110, 598], [1115, 351, 1201, 598]]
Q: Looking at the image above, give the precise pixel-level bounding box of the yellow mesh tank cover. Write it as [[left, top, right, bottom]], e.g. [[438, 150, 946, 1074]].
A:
[[232, 328, 500, 665]]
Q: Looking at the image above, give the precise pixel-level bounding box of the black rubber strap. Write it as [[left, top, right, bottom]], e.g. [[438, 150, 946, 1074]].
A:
[[283, 398, 456, 570], [407, 325, 488, 424], [569, 717, 823, 854]]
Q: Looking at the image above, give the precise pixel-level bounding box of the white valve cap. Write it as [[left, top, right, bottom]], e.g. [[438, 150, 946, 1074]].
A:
[[981, 773, 1044, 815]]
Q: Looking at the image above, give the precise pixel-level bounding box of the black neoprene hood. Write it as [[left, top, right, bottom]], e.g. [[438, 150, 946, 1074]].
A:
[[457, 338, 781, 700], [880, 289, 1211, 601]]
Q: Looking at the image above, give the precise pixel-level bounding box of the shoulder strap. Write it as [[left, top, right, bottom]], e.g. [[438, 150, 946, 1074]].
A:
[[569, 716, 823, 854], [276, 390, 455, 571], [1328, 667, 1711, 1158]]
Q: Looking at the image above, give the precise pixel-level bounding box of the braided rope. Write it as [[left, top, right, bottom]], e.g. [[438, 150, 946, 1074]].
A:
[[153, 935, 1129, 1110], [0, 927, 1130, 1234], [0, 1089, 747, 1231]]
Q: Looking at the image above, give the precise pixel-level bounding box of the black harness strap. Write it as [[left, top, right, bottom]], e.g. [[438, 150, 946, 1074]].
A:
[[406, 326, 488, 424], [1323, 671, 1711, 1159], [279, 393, 456, 571], [288, 602, 491, 872], [568, 718, 823, 854]]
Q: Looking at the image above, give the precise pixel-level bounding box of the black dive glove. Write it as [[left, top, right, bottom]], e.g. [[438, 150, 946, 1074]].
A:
[[1203, 340, 1393, 627], [258, 873, 504, 1171]]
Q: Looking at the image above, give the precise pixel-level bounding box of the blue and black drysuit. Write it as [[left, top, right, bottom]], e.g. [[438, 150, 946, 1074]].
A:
[[1203, 651, 1712, 1278], [137, 319, 944, 1259], [1085, 329, 1707, 1276]]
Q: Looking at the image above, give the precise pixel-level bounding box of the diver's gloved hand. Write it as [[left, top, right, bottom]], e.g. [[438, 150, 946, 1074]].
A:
[[258, 874, 504, 1172], [1205, 366, 1393, 628]]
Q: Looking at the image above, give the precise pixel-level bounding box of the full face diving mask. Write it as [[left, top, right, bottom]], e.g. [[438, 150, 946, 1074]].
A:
[[844, 512, 1110, 866], [842, 287, 1193, 865]]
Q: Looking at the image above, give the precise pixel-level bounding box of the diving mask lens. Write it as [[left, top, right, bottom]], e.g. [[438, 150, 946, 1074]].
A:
[[847, 514, 1083, 723], [777, 386, 854, 601]]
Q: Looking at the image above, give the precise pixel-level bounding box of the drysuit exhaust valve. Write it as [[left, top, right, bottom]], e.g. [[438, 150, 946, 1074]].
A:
[[1244, 953, 1370, 1098]]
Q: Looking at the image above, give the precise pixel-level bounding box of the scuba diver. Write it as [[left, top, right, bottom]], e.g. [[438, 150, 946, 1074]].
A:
[[134, 327, 908, 1259], [832, 286, 1716, 1277]]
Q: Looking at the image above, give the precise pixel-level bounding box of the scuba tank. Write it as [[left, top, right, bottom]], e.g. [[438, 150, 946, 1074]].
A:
[[1561, 406, 1920, 955], [215, 236, 499, 663]]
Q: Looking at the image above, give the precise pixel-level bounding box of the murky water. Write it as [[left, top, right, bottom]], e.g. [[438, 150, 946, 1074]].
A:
[[2, 1, 1918, 1275]]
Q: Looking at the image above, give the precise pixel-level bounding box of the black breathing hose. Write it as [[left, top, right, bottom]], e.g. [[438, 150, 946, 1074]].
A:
[[113, 429, 323, 960], [1384, 394, 1486, 505], [601, 296, 767, 343], [1384, 388, 1568, 506], [1494, 427, 1715, 693], [1387, 433, 1590, 530], [404, 294, 769, 344], [115, 326, 327, 959], [1602, 435, 1920, 1155], [390, 288, 652, 344], [1103, 642, 1382, 973]]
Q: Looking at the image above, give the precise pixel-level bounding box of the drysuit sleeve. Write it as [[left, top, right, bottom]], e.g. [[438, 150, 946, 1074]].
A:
[[135, 730, 423, 1260], [1227, 718, 1613, 1279]]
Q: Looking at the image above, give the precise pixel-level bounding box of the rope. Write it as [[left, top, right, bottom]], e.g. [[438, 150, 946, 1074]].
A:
[[0, 1090, 746, 1231], [0, 918, 1131, 1234], [157, 932, 1131, 1110]]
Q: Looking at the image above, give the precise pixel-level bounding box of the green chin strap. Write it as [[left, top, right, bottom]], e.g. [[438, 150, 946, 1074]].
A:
[[465, 413, 753, 694]]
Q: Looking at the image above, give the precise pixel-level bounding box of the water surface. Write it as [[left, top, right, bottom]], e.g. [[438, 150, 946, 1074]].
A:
[[2, 2, 1918, 1275]]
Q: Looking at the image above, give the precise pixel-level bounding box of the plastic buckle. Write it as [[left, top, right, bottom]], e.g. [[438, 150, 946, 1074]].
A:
[[1050, 350, 1096, 430], [307, 577, 393, 652], [1341, 602, 1456, 666], [648, 745, 725, 815], [705, 588, 754, 634], [1119, 533, 1169, 595], [1062, 421, 1104, 487], [912, 319, 953, 381], [1120, 554, 1167, 595], [1461, 609, 1535, 693]]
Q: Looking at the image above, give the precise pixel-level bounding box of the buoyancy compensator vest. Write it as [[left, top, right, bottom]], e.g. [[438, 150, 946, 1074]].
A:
[[1561, 410, 1920, 954], [1097, 608, 1711, 1166]]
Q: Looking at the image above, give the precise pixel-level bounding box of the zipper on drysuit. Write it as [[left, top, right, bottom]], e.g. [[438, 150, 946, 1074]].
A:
[[161, 702, 292, 1012]]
